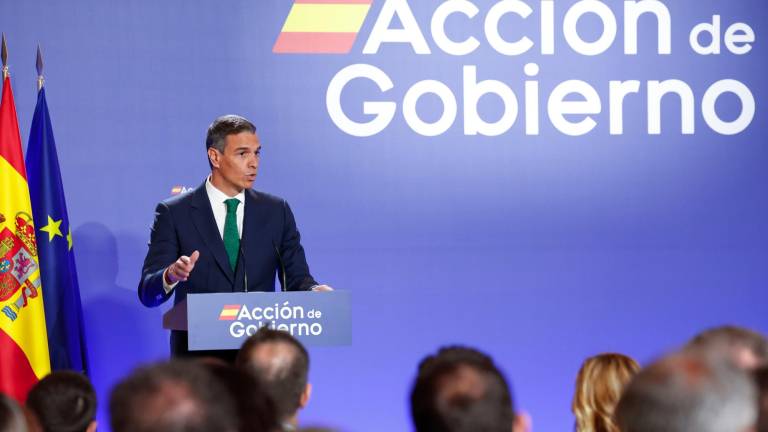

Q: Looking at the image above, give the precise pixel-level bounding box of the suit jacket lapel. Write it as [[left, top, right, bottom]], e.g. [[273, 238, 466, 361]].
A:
[[190, 183, 234, 285]]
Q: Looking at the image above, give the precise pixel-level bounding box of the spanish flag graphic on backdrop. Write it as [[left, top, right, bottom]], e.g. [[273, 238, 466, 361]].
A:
[[0, 74, 51, 402], [273, 0, 373, 54]]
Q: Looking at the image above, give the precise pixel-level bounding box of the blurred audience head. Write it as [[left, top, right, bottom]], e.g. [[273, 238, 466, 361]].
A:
[[755, 366, 768, 432], [615, 351, 757, 432], [109, 360, 238, 432], [572, 353, 640, 432], [0, 393, 28, 432], [26, 371, 97, 432], [687, 325, 768, 369], [236, 327, 311, 428], [201, 359, 279, 432], [410, 346, 529, 432]]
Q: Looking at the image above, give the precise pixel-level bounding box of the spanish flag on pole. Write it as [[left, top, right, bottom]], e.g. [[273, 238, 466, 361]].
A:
[[0, 61, 51, 401]]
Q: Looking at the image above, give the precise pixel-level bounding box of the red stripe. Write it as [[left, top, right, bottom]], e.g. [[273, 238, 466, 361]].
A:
[[273, 32, 358, 54], [0, 329, 40, 403], [0, 77, 27, 179], [295, 0, 372, 4]]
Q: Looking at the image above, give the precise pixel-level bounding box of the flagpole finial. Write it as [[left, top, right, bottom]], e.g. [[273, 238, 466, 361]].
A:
[[1, 33, 8, 80], [36, 44, 44, 91]]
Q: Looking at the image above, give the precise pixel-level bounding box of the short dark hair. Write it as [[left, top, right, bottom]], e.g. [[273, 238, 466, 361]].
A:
[[0, 392, 27, 432], [26, 371, 96, 432], [202, 361, 279, 432], [109, 360, 238, 432], [206, 115, 256, 154], [410, 346, 515, 432], [615, 352, 757, 432], [687, 325, 768, 367], [235, 326, 309, 421]]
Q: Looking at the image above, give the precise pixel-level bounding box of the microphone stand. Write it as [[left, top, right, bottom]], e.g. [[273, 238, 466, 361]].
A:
[[272, 241, 287, 292]]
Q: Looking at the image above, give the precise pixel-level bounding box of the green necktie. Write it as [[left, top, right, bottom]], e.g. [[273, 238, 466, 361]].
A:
[[223, 198, 240, 271]]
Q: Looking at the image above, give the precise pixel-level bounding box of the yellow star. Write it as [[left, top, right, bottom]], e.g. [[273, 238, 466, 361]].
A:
[[67, 229, 73, 251], [39, 216, 63, 242]]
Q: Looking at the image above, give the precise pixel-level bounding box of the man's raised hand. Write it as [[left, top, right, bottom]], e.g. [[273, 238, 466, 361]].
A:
[[165, 250, 200, 284]]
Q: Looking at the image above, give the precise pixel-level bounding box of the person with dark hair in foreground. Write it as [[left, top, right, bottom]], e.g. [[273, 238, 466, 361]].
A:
[[615, 352, 757, 432], [236, 326, 311, 431], [26, 371, 97, 432], [687, 325, 768, 369], [201, 359, 279, 432], [109, 360, 238, 432], [572, 353, 640, 432], [0, 393, 28, 432], [410, 346, 530, 432]]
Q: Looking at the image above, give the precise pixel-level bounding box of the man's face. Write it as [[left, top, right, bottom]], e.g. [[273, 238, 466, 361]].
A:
[[209, 131, 261, 195]]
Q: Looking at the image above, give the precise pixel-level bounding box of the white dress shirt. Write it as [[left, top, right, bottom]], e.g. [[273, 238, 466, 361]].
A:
[[205, 176, 245, 239]]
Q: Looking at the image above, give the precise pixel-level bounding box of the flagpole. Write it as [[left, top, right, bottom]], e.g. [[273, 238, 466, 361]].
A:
[[0, 31, 53, 400], [36, 45, 44, 91], [25, 49, 89, 373], [1, 33, 8, 80]]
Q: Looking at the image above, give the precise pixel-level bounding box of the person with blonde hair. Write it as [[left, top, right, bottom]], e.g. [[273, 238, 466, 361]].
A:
[[572, 353, 640, 432]]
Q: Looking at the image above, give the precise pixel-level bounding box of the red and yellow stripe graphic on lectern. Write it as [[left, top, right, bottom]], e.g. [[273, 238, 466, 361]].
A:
[[273, 0, 373, 54], [219, 304, 242, 321], [0, 76, 51, 403]]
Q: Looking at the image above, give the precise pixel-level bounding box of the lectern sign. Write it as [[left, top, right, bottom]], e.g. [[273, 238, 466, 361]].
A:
[[186, 291, 351, 350]]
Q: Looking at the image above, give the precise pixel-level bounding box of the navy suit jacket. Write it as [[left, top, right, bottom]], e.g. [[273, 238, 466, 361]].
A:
[[138, 182, 317, 356]]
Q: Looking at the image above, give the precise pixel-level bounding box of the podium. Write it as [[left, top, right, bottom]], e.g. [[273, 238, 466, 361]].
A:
[[163, 291, 351, 351]]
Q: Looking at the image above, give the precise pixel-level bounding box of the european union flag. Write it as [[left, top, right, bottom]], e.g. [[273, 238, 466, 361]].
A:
[[26, 87, 89, 373]]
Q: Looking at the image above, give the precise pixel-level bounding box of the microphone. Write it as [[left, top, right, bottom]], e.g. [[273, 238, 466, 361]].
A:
[[238, 244, 248, 293], [272, 241, 287, 292]]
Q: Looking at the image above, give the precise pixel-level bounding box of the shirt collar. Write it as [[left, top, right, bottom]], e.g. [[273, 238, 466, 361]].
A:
[[205, 176, 245, 205]]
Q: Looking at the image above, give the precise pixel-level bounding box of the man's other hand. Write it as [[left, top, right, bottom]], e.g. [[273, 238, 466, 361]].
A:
[[311, 284, 334, 292], [165, 250, 200, 284]]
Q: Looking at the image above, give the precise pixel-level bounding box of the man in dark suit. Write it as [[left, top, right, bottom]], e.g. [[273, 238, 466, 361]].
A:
[[138, 115, 331, 358]]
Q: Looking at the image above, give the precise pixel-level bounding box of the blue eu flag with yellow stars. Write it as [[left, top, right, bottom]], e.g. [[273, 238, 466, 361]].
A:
[[26, 87, 89, 373]]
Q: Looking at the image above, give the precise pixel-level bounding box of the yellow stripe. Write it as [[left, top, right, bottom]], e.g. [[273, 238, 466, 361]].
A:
[[220, 310, 239, 316], [0, 157, 51, 378], [281, 4, 370, 33]]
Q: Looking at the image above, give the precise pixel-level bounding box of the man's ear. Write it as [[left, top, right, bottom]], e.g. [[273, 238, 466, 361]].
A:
[[299, 382, 312, 409], [86, 420, 98, 432], [208, 147, 221, 168], [512, 411, 531, 432]]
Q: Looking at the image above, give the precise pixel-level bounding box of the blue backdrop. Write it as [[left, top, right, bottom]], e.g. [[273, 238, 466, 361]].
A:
[[2, 1, 767, 430]]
